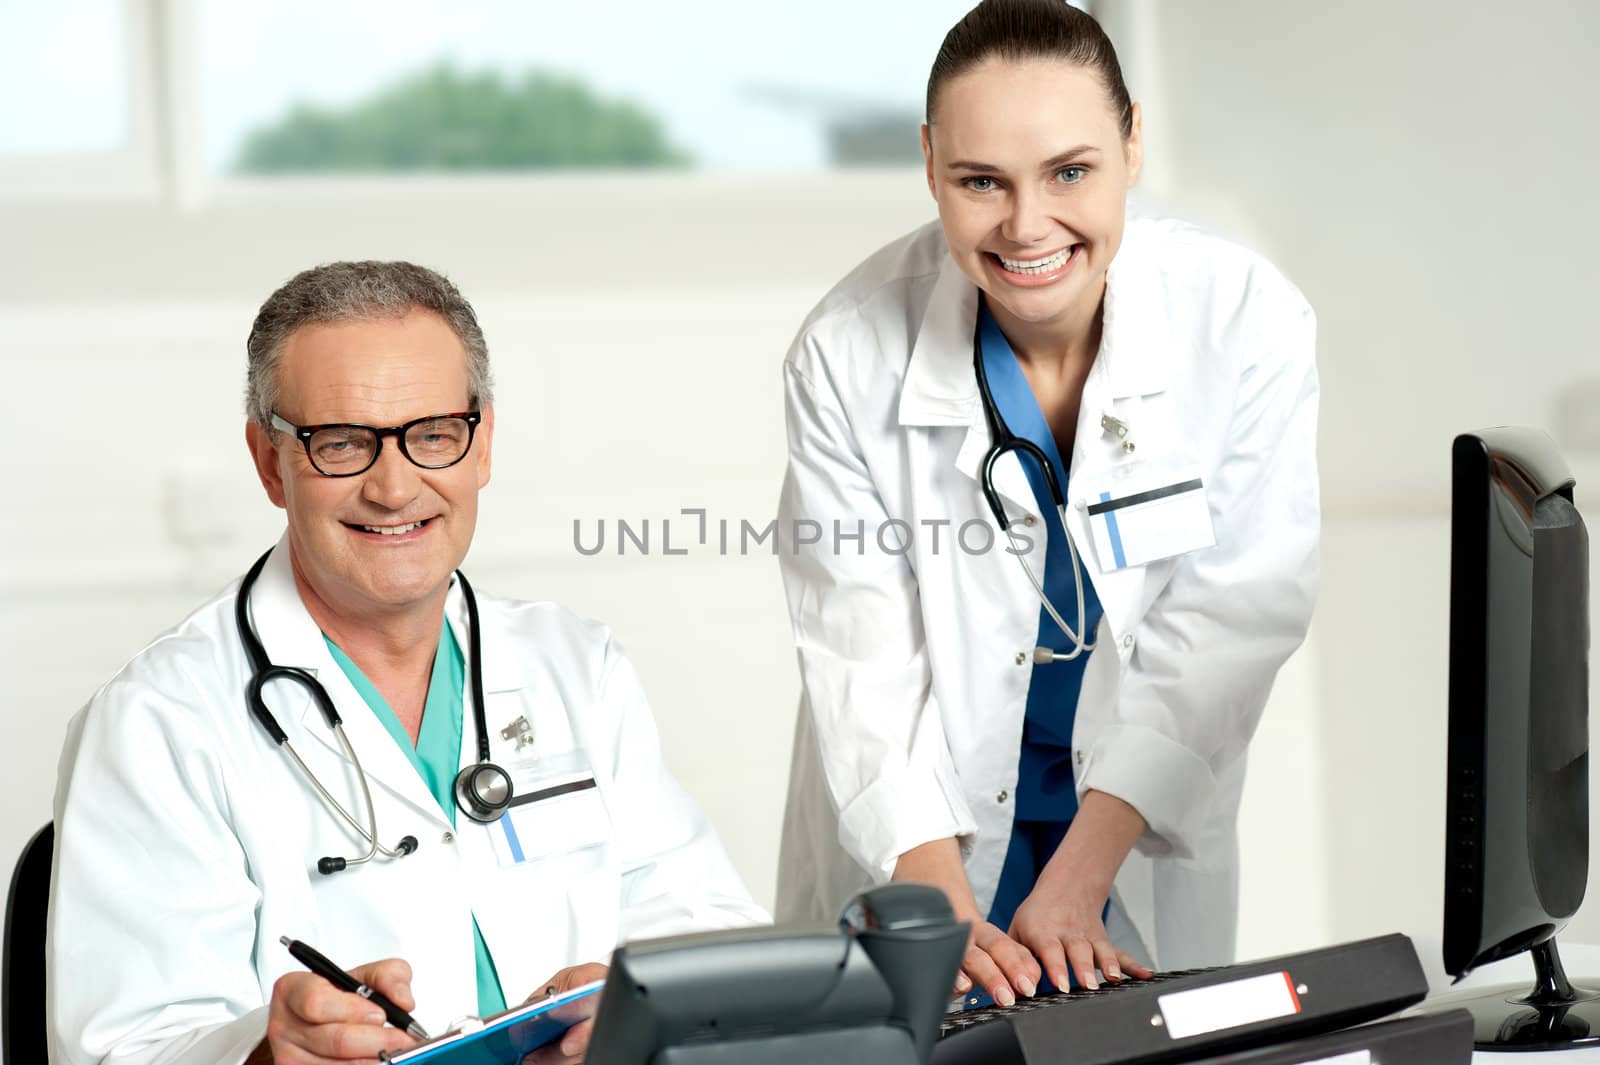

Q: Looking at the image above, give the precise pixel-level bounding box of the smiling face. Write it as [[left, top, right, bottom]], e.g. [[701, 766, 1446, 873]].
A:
[[924, 58, 1142, 344], [245, 309, 494, 622]]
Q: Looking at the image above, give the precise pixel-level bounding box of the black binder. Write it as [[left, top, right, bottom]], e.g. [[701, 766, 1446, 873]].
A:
[[933, 934, 1429, 1065], [1177, 1011, 1474, 1065]]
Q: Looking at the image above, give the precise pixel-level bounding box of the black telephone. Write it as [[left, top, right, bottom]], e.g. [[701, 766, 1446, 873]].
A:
[[585, 883, 970, 1065]]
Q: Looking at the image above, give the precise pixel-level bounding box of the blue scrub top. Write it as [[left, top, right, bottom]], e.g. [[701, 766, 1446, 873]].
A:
[[977, 301, 1106, 940], [325, 621, 509, 1018]]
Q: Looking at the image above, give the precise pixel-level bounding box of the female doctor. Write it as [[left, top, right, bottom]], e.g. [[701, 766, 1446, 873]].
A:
[[774, 0, 1318, 1007]]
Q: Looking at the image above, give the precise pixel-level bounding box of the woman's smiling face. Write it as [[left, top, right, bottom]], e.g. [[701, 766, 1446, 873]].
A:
[[923, 57, 1142, 336]]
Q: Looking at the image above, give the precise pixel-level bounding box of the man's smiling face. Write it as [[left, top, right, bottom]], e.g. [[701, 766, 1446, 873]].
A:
[[246, 309, 494, 619]]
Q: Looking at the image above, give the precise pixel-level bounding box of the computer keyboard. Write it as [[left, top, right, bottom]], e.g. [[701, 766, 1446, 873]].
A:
[[939, 967, 1213, 1037]]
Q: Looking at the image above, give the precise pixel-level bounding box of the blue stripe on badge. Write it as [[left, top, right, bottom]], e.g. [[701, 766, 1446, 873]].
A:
[[1099, 491, 1127, 569], [500, 814, 525, 863]]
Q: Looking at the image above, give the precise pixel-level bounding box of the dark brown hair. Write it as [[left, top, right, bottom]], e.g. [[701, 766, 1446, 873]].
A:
[[926, 0, 1133, 138]]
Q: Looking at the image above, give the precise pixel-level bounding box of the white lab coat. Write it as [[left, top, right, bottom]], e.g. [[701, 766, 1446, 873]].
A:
[[774, 216, 1319, 969], [48, 541, 767, 1065]]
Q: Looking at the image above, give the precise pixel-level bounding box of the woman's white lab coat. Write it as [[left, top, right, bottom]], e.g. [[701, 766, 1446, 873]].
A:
[[48, 542, 767, 1065], [774, 216, 1319, 969]]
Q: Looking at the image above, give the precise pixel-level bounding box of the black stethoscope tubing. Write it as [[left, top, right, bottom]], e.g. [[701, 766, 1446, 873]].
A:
[[972, 317, 1098, 662], [974, 318, 1067, 532], [236, 548, 515, 874]]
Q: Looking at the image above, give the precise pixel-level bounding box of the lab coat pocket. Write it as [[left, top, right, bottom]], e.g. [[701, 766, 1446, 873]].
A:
[[1081, 463, 1216, 571], [486, 751, 612, 868]]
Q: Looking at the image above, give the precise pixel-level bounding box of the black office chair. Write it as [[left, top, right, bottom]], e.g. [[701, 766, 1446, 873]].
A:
[[4, 823, 53, 1064]]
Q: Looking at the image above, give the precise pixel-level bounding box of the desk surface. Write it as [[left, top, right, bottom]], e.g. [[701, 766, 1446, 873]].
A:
[[1443, 943, 1600, 1063]]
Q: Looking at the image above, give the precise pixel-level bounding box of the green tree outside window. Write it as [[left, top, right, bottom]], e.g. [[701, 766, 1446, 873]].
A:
[[234, 63, 690, 173]]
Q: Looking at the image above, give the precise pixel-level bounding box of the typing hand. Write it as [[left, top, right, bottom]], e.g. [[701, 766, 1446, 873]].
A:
[[256, 958, 420, 1064], [522, 962, 608, 1065], [1009, 883, 1153, 991], [952, 919, 1042, 1007]]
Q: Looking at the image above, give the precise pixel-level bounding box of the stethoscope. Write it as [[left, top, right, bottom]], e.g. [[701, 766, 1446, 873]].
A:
[[236, 549, 516, 875], [973, 315, 1122, 665]]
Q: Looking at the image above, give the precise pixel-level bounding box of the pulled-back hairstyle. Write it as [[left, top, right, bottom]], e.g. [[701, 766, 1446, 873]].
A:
[[926, 0, 1133, 139], [245, 260, 493, 430]]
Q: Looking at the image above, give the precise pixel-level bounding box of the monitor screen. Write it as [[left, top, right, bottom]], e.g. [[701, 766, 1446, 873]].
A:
[[1443, 427, 1590, 977]]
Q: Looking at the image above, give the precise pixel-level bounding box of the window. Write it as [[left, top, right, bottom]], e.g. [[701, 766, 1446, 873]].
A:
[[199, 0, 980, 175], [0, 0, 169, 199], [0, 1, 128, 157]]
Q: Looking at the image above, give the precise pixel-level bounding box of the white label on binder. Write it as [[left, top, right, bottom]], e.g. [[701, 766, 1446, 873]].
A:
[[1156, 971, 1301, 1039], [1302, 1053, 1369, 1065]]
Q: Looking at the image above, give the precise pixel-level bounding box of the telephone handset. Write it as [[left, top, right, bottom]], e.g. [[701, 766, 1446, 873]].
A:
[[585, 883, 970, 1065]]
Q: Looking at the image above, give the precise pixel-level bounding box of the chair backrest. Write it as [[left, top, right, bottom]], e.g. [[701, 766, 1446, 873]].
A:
[[4, 823, 54, 1065]]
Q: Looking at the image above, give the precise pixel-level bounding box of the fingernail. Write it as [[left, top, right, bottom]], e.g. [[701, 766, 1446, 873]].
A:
[[1107, 964, 1122, 981], [367, 1011, 386, 1025], [1016, 976, 1036, 997], [561, 1037, 579, 1055], [955, 976, 971, 993], [995, 986, 1015, 1007], [1084, 974, 1099, 990]]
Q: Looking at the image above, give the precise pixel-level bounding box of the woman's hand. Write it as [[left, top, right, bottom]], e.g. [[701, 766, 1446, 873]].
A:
[[892, 837, 1039, 1005], [1014, 790, 1156, 990], [954, 919, 1041, 1006], [1009, 880, 1152, 990]]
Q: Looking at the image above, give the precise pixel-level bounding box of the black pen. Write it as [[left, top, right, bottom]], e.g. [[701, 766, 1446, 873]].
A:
[[279, 936, 430, 1040]]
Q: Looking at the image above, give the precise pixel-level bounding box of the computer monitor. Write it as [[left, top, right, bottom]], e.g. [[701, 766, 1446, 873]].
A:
[[1430, 426, 1596, 1050]]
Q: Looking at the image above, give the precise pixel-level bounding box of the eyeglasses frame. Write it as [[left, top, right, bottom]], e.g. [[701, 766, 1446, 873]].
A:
[[269, 410, 483, 478]]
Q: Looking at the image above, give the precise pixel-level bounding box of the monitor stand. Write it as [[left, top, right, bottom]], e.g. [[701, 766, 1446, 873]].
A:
[[1427, 937, 1600, 1051]]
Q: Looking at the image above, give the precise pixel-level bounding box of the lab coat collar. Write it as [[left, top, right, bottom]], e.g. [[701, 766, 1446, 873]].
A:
[[896, 219, 1174, 432], [443, 571, 525, 698], [1099, 221, 1175, 401], [897, 254, 982, 428]]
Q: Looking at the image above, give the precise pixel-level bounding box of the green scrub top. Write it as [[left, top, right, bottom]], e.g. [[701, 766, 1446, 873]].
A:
[[324, 621, 509, 1018]]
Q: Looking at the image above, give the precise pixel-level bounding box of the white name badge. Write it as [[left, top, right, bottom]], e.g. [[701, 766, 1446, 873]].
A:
[[1083, 467, 1216, 571], [487, 750, 609, 867]]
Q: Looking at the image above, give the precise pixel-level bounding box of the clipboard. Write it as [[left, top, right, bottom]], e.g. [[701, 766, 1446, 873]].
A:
[[381, 980, 604, 1064]]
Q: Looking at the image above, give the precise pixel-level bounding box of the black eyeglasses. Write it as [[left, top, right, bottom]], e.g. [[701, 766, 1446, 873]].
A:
[[270, 411, 482, 478]]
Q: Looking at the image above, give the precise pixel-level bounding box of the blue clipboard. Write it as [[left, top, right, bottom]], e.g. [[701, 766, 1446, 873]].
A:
[[381, 980, 604, 1064]]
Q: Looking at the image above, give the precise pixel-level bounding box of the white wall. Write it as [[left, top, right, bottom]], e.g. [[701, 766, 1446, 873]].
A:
[[1136, 0, 1600, 981], [3, 0, 1599, 1002]]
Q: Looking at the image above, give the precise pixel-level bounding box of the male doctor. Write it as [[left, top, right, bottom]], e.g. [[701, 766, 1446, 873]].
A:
[[48, 261, 767, 1065]]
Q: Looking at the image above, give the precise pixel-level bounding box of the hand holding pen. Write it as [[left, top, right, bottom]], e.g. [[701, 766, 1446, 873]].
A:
[[254, 938, 427, 1064]]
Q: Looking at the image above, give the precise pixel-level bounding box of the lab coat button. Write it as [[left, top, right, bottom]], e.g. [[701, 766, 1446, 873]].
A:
[[1122, 634, 1134, 649], [1023, 515, 1036, 526], [442, 831, 454, 844], [1015, 652, 1026, 665], [997, 790, 1008, 804]]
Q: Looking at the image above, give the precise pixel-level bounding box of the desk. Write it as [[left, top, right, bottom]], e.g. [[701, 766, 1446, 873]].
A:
[[1429, 943, 1600, 1062]]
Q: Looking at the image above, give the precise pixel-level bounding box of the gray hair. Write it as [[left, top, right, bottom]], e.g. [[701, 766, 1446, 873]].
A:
[[245, 261, 494, 429]]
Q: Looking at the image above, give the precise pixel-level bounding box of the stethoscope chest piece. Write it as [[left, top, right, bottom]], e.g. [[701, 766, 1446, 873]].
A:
[[454, 761, 514, 823]]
